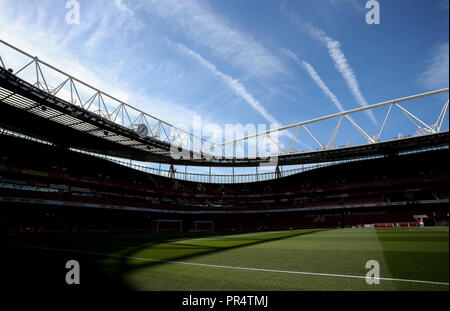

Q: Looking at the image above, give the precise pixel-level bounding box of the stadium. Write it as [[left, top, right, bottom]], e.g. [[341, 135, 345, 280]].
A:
[[0, 1, 448, 294], [0, 41, 449, 290]]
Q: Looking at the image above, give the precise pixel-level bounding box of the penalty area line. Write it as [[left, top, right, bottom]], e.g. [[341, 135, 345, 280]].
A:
[[2, 242, 449, 287]]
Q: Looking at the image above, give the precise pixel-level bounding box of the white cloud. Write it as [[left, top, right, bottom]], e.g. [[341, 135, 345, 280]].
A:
[[281, 48, 302, 66], [282, 47, 345, 112], [84, 2, 139, 48], [176, 43, 282, 128], [114, 0, 134, 16], [305, 22, 377, 125], [301, 60, 345, 112], [0, 1, 208, 134], [143, 0, 286, 79], [112, 90, 129, 103], [419, 41, 449, 90], [286, 13, 377, 126], [283, 51, 372, 148], [329, 0, 365, 13]]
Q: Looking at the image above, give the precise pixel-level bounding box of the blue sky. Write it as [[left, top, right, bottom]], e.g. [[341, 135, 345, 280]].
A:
[[0, 0, 448, 172]]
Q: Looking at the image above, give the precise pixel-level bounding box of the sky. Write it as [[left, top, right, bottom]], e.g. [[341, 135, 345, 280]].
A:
[[0, 0, 449, 174]]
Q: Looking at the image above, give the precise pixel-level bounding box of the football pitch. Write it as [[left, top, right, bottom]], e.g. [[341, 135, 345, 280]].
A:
[[1, 227, 448, 290]]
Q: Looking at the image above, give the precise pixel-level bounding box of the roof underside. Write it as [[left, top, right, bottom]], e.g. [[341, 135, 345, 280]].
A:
[[0, 67, 448, 167]]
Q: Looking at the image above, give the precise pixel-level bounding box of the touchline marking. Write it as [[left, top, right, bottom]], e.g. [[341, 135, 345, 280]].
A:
[[2, 243, 449, 287]]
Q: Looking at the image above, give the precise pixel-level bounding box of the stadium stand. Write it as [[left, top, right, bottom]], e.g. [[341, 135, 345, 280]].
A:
[[0, 132, 448, 233]]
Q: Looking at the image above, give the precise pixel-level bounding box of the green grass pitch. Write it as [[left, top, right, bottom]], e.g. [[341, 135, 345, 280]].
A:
[[2, 227, 448, 290]]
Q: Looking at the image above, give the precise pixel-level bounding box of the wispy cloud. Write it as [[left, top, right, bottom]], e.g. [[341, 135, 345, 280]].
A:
[[0, 1, 208, 131], [419, 41, 449, 90], [143, 0, 286, 80], [305, 22, 377, 125], [302, 60, 346, 112], [283, 48, 345, 112], [281, 48, 302, 66], [85, 1, 139, 48], [329, 0, 365, 14], [286, 13, 377, 125], [284, 50, 370, 148], [114, 0, 134, 16], [175, 43, 282, 127]]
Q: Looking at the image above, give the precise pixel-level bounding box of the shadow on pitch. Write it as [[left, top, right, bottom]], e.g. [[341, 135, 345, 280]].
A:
[[109, 229, 328, 289], [0, 229, 328, 290]]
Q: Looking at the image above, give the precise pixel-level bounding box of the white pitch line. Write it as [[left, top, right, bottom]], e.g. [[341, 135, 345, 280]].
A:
[[2, 243, 449, 287]]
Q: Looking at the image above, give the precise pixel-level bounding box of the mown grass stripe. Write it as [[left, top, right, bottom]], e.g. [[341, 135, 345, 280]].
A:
[[2, 242, 448, 287]]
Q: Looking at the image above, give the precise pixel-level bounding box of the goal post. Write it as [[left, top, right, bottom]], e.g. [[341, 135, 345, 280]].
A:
[[152, 219, 183, 233], [192, 220, 214, 232]]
